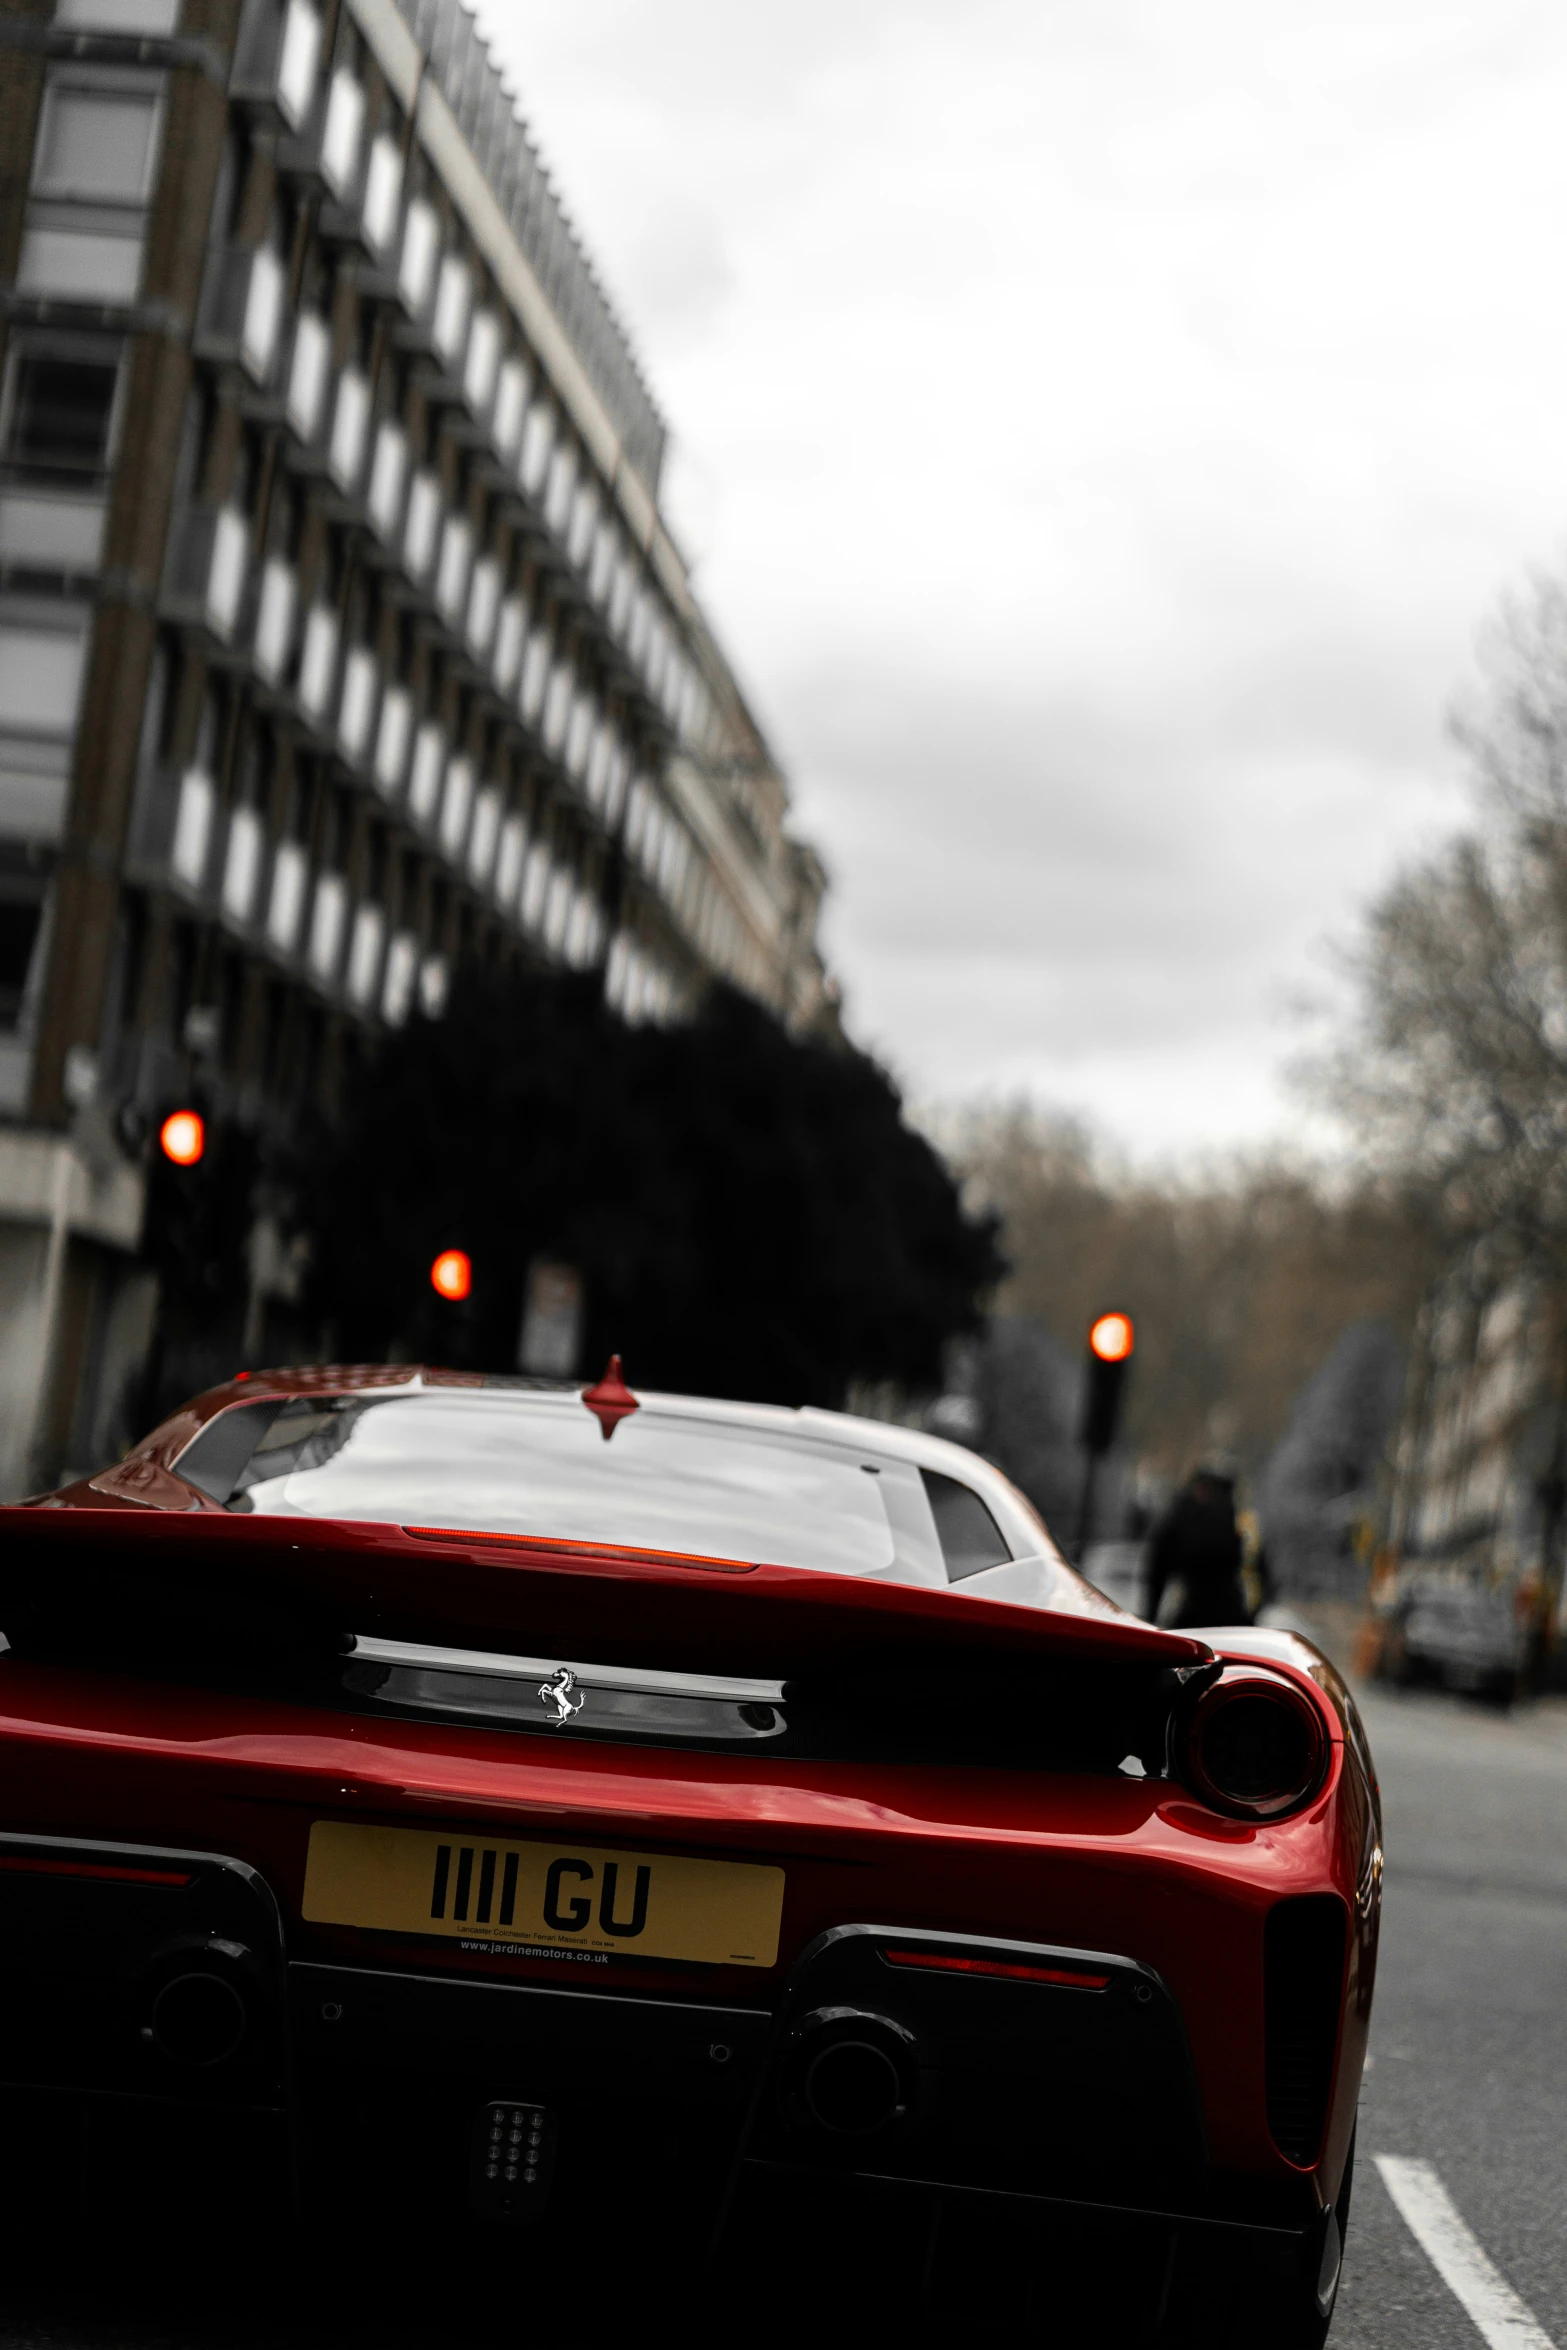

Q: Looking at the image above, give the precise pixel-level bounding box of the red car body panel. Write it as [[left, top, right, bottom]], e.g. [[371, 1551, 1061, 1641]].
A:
[[0, 1366, 1379, 2323]]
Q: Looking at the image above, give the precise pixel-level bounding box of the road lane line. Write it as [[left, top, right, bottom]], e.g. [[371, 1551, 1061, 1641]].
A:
[[1374, 2156, 1556, 2349]]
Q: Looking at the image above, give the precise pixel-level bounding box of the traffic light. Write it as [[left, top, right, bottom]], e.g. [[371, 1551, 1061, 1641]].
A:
[[1081, 1311, 1134, 1457], [158, 1108, 205, 1167], [430, 1248, 472, 1301]]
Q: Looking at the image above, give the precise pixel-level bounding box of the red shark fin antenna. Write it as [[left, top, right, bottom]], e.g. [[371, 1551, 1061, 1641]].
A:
[[581, 1354, 640, 1442]]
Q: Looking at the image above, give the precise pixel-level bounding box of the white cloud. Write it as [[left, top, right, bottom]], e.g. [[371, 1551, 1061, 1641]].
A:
[[480, 0, 1567, 1155]]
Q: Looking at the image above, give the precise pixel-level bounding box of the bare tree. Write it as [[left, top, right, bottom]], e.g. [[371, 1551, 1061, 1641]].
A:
[[1321, 567, 1567, 1578], [949, 1106, 1430, 1487]]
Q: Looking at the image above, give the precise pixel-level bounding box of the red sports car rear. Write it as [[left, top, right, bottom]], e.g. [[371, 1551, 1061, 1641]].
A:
[[0, 1367, 1378, 2344]]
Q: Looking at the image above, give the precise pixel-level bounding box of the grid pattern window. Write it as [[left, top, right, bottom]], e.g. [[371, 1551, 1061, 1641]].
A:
[[75, 0, 822, 1082], [0, 609, 91, 847], [18, 68, 165, 305], [1, 344, 121, 480], [0, 865, 49, 1033], [32, 76, 162, 205], [55, 0, 181, 29]]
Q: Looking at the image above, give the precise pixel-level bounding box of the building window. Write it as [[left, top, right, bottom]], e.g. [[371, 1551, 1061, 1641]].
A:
[[275, 0, 323, 130], [297, 603, 339, 721], [286, 314, 331, 443], [266, 839, 308, 952], [373, 686, 412, 798], [588, 517, 616, 607], [55, 0, 182, 30], [564, 688, 592, 780], [465, 556, 500, 659], [520, 397, 555, 498], [1, 350, 120, 478], [0, 616, 88, 741], [232, 0, 322, 131], [494, 810, 527, 910], [417, 952, 447, 1018], [408, 720, 443, 825], [435, 513, 472, 626], [18, 66, 164, 300], [361, 133, 402, 257], [328, 368, 370, 493], [519, 624, 550, 724], [254, 556, 297, 684], [397, 200, 439, 319], [431, 255, 471, 372], [567, 479, 598, 571], [307, 870, 347, 983], [0, 892, 45, 1029], [33, 77, 162, 206], [438, 755, 473, 863], [337, 644, 378, 763], [238, 246, 285, 383], [492, 595, 525, 695], [520, 840, 549, 931], [346, 901, 384, 1008], [542, 861, 571, 955], [382, 929, 417, 1025], [463, 309, 501, 417], [542, 657, 572, 754], [170, 765, 214, 888], [0, 489, 105, 575], [221, 804, 264, 923], [403, 470, 440, 584], [493, 356, 528, 461], [467, 785, 501, 888], [543, 440, 576, 537], [320, 69, 366, 201], [367, 420, 407, 541]]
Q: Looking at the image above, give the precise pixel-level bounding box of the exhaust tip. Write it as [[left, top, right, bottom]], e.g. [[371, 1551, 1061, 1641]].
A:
[[787, 2006, 916, 2136], [150, 1970, 248, 2067], [804, 2036, 904, 2134]]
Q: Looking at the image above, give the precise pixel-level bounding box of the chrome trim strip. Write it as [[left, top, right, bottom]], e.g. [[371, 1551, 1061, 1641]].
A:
[[347, 1634, 784, 1705]]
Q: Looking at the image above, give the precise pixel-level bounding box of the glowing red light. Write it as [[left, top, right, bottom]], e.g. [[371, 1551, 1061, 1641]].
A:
[[884, 1949, 1109, 1991], [430, 1249, 472, 1302], [1089, 1312, 1134, 1364], [159, 1109, 205, 1167]]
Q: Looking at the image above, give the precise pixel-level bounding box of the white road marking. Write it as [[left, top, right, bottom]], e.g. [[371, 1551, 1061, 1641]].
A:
[[1374, 2156, 1556, 2349]]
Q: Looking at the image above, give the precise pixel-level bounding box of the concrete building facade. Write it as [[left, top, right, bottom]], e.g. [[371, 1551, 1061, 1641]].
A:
[[0, 0, 830, 1493]]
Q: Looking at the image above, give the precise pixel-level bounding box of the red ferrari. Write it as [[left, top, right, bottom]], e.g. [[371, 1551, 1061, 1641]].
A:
[[0, 1363, 1377, 2344]]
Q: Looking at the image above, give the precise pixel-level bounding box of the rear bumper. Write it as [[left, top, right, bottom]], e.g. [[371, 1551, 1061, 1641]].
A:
[[0, 1826, 1328, 2325]]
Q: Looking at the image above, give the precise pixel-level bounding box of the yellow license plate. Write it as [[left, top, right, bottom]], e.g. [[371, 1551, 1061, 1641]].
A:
[[302, 1821, 785, 1968]]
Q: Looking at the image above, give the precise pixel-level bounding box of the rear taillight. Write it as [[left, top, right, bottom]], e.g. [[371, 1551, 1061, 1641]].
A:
[[1179, 1670, 1327, 1820]]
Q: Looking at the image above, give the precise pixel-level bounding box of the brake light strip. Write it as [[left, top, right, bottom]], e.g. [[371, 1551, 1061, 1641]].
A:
[[884, 1948, 1110, 1991], [404, 1526, 759, 1572], [0, 1856, 194, 1887]]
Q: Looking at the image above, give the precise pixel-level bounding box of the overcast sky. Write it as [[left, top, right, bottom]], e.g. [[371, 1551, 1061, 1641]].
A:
[[477, 0, 1567, 1158]]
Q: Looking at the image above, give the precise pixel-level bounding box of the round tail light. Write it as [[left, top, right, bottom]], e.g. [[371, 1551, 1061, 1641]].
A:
[[1181, 1671, 1327, 1820]]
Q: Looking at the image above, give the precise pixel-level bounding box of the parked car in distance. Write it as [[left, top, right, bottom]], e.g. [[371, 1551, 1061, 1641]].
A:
[[1374, 1562, 1530, 1705]]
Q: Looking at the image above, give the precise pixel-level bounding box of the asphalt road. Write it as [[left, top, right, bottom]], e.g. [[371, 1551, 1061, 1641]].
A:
[[0, 1677, 1561, 2346], [1330, 1680, 1567, 2348]]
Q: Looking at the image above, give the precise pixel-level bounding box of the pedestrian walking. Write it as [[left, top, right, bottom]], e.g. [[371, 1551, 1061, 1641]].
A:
[[1144, 1463, 1249, 1628]]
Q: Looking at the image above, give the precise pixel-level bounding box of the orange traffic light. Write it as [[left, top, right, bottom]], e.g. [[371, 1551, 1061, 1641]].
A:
[[159, 1109, 205, 1167], [1089, 1311, 1134, 1364], [430, 1248, 472, 1302]]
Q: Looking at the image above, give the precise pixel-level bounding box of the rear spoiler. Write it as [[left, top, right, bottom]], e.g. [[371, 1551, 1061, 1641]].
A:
[[0, 1509, 1213, 1684]]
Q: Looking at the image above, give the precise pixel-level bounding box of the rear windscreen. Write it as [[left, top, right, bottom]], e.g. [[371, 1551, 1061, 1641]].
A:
[[173, 1391, 948, 1580]]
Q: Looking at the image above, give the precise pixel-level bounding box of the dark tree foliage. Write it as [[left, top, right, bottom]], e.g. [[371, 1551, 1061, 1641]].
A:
[[290, 969, 1001, 1407]]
